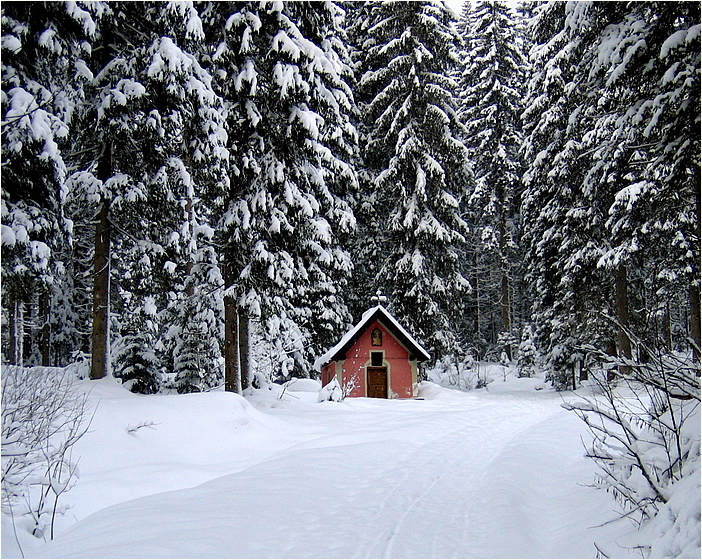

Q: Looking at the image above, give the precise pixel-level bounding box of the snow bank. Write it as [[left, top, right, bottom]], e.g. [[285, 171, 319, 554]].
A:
[[5, 365, 692, 559], [284, 377, 321, 392], [645, 464, 701, 558]]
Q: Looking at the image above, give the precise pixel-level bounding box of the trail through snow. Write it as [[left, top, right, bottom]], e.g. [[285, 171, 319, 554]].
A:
[[5, 374, 639, 559]]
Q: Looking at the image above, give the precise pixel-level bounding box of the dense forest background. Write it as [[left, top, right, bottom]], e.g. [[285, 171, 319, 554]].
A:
[[2, 0, 699, 394]]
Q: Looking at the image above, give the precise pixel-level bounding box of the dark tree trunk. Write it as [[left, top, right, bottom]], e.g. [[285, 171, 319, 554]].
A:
[[8, 291, 22, 365], [692, 171, 701, 363], [501, 272, 511, 358], [615, 263, 632, 374], [498, 217, 512, 358], [223, 263, 241, 393], [691, 283, 701, 363], [239, 313, 250, 389], [185, 195, 195, 298], [90, 197, 111, 380], [661, 302, 672, 353], [473, 256, 481, 339], [39, 291, 51, 366]]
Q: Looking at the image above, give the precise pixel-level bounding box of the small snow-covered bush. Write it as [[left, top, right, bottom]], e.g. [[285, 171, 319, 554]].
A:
[[317, 377, 343, 402], [425, 355, 478, 390], [1, 366, 91, 541], [547, 342, 579, 391]]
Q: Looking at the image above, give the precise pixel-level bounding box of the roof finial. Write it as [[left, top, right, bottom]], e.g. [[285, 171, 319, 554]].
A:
[[371, 289, 387, 306]]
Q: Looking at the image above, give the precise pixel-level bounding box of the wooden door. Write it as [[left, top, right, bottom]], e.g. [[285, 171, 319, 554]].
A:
[[367, 367, 387, 398]]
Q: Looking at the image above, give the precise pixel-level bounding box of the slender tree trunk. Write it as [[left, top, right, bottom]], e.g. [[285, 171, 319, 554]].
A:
[[501, 274, 510, 332], [90, 197, 111, 380], [185, 196, 195, 298], [498, 214, 512, 358], [223, 262, 241, 393], [8, 291, 23, 365], [499, 219, 511, 340], [661, 302, 672, 353], [473, 253, 481, 340], [184, 149, 195, 299], [691, 284, 700, 363], [238, 313, 250, 389], [501, 272, 511, 358], [692, 171, 701, 363], [615, 263, 632, 374], [39, 291, 51, 366]]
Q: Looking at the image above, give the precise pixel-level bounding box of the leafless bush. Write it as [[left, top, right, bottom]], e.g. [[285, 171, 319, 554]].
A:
[[563, 334, 700, 524], [2, 365, 92, 542], [341, 372, 359, 399]]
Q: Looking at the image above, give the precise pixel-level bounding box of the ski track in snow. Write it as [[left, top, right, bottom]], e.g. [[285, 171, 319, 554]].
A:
[[19, 380, 635, 559]]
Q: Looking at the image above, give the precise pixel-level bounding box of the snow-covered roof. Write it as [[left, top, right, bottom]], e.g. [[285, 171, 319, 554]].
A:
[[313, 305, 431, 371]]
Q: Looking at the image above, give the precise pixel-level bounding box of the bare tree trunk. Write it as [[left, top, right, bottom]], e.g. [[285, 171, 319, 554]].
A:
[[691, 284, 700, 363], [501, 272, 511, 358], [473, 255, 481, 341], [615, 263, 632, 374], [661, 302, 673, 353], [223, 263, 241, 393], [238, 313, 250, 389], [498, 217, 512, 358], [39, 291, 51, 366], [8, 291, 23, 365], [90, 197, 111, 380], [692, 174, 701, 363], [184, 195, 195, 298]]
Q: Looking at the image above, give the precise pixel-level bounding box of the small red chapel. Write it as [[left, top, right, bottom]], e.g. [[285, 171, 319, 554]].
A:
[[314, 296, 430, 399]]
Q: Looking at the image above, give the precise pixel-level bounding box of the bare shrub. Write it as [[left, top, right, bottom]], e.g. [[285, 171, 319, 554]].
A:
[[564, 334, 700, 527], [2, 365, 92, 542]]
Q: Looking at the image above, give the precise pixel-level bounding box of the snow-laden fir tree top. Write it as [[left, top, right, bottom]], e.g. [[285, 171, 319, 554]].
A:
[[206, 1, 358, 367], [347, 0, 472, 359]]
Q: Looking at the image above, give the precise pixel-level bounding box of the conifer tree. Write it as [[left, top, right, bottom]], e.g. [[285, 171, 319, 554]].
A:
[[458, 1, 528, 356], [521, 2, 700, 389], [1, 2, 97, 365], [520, 3, 608, 389], [348, 0, 471, 360], [64, 1, 227, 391], [517, 324, 537, 378], [204, 1, 357, 389]]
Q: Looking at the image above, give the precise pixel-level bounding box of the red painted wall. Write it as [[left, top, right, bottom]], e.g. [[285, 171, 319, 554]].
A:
[[323, 319, 415, 398]]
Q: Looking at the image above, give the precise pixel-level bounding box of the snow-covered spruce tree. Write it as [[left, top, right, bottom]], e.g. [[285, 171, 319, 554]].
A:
[[522, 2, 700, 389], [115, 4, 228, 393], [589, 2, 701, 360], [348, 1, 471, 360], [1, 2, 97, 366], [249, 312, 305, 385], [66, 2, 228, 392], [458, 0, 527, 358], [523, 3, 701, 550], [143, 4, 229, 393], [520, 2, 623, 390], [516, 324, 537, 378], [204, 1, 357, 389]]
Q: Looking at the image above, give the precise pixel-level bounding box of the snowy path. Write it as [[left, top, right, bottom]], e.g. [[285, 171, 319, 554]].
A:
[[23, 379, 628, 559]]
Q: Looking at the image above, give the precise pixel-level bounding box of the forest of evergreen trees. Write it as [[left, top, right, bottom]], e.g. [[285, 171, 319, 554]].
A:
[[2, 1, 699, 394]]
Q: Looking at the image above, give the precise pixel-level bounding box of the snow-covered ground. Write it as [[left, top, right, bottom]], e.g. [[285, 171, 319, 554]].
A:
[[0, 367, 685, 558]]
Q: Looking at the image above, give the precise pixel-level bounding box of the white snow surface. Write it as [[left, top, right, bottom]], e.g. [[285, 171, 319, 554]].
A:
[[2, 368, 682, 559]]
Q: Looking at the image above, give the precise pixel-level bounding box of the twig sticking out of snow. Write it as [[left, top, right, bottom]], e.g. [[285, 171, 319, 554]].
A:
[[126, 421, 159, 434]]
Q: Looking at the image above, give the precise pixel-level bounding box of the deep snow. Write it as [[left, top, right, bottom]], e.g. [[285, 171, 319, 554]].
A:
[[0, 367, 690, 558]]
